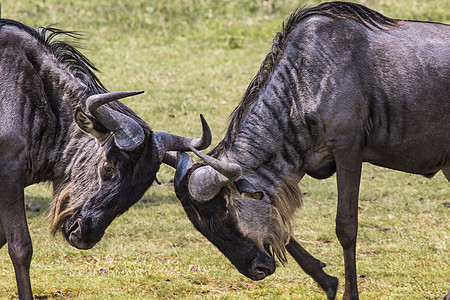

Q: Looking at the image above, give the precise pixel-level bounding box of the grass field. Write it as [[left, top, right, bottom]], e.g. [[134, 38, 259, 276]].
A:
[[1, 0, 449, 299]]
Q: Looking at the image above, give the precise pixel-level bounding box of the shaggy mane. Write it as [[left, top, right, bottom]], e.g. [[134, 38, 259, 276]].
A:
[[211, 1, 398, 156], [0, 18, 107, 95]]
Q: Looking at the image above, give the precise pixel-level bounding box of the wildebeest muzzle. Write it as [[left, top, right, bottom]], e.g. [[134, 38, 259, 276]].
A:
[[62, 213, 104, 250]]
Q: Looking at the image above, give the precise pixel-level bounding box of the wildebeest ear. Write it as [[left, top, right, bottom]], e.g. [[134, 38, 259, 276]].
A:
[[234, 178, 264, 200], [74, 108, 109, 141]]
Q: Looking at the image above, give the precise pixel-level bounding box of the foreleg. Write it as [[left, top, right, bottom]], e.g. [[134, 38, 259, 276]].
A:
[[0, 185, 33, 300], [286, 237, 338, 300], [334, 151, 363, 300], [439, 168, 449, 300]]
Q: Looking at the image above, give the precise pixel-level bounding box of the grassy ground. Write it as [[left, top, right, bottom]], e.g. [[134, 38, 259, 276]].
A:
[[1, 0, 449, 299]]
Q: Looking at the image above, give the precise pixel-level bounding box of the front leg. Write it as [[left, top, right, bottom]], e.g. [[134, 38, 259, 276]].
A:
[[0, 183, 33, 300], [334, 152, 362, 300], [286, 237, 338, 300]]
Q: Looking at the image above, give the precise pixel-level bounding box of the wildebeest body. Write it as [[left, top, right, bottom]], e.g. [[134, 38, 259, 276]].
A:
[[0, 21, 155, 299], [229, 17, 449, 181], [0, 19, 211, 299], [173, 2, 449, 300]]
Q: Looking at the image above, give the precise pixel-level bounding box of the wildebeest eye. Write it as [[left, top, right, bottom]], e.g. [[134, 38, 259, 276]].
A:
[[101, 161, 116, 180], [218, 209, 230, 221]]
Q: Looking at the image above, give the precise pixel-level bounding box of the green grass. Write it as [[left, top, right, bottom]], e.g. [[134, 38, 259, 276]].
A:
[[1, 0, 449, 299]]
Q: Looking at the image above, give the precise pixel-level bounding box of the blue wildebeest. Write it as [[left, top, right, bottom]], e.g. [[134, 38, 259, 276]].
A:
[[171, 2, 449, 299], [0, 19, 211, 299]]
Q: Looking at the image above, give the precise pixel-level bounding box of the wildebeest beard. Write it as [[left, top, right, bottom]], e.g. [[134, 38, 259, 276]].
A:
[[262, 174, 303, 263], [49, 182, 73, 235], [178, 164, 303, 264]]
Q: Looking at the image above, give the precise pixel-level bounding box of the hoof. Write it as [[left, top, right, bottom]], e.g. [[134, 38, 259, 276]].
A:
[[325, 276, 339, 300]]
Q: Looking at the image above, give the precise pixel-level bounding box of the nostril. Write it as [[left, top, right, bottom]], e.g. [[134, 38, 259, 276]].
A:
[[67, 218, 84, 246], [251, 261, 275, 280], [63, 216, 97, 250], [69, 224, 82, 241], [68, 219, 80, 233], [254, 266, 270, 279], [249, 253, 276, 281]]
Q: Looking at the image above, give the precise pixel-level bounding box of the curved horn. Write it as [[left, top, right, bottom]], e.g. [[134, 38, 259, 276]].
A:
[[189, 147, 241, 180], [86, 91, 145, 151], [163, 151, 178, 168], [154, 114, 212, 159], [86, 91, 144, 112], [174, 151, 194, 191], [187, 148, 242, 202]]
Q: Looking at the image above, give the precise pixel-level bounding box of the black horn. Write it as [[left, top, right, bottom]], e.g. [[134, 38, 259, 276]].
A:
[[190, 147, 241, 180], [86, 91, 145, 150], [187, 148, 242, 202], [155, 114, 212, 162], [174, 151, 194, 192]]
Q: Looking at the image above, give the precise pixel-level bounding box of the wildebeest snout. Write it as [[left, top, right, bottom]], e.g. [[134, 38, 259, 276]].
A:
[[248, 252, 276, 281], [63, 216, 99, 250]]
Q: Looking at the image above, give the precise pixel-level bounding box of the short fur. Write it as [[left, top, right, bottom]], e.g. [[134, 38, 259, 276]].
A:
[[200, 2, 449, 299]]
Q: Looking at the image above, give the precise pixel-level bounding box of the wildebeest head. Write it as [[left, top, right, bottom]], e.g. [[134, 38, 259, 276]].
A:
[[51, 92, 211, 250], [173, 150, 301, 280]]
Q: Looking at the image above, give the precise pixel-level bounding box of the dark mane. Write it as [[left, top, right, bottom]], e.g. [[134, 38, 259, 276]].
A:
[[210, 1, 398, 156], [0, 18, 107, 95]]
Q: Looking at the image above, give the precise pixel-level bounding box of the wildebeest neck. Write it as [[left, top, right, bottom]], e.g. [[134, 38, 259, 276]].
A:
[[3, 21, 153, 185], [0, 23, 104, 185], [206, 95, 306, 261]]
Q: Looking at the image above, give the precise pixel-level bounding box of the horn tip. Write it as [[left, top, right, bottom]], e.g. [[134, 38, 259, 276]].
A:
[[128, 90, 145, 97]]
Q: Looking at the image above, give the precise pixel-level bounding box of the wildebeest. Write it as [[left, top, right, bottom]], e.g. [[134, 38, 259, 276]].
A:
[[171, 2, 449, 299], [0, 19, 211, 299]]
